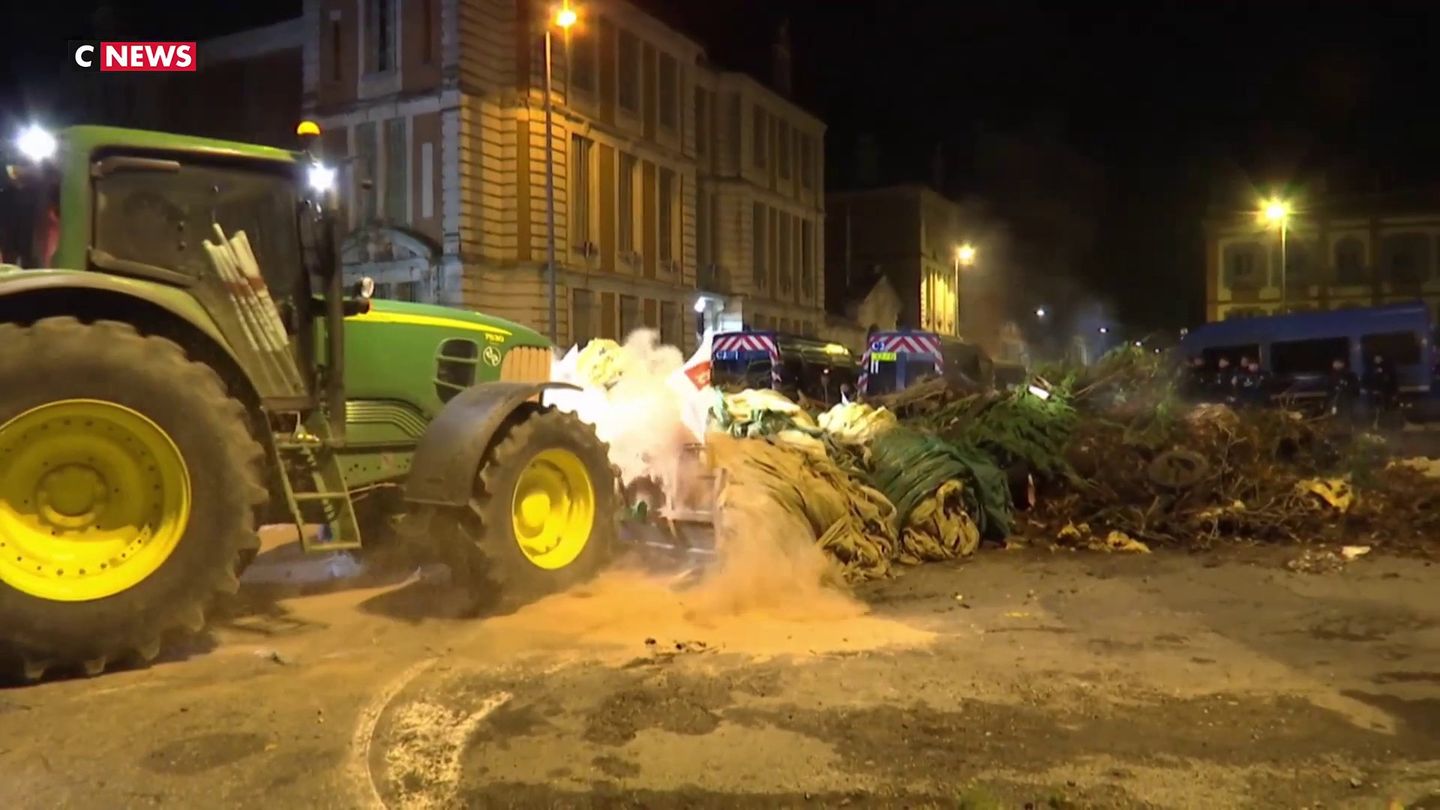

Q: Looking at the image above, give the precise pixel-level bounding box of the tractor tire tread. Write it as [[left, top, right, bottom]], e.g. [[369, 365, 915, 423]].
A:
[[0, 317, 267, 680], [458, 406, 615, 607]]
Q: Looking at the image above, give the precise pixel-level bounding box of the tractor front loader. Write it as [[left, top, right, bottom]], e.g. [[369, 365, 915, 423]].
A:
[[0, 123, 615, 679]]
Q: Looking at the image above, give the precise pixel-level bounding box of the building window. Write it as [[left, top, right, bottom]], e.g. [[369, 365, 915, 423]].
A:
[[571, 135, 593, 248], [1381, 232, 1430, 285], [799, 134, 813, 189], [777, 121, 791, 180], [618, 153, 637, 254], [355, 122, 377, 223], [694, 87, 709, 156], [658, 168, 676, 264], [752, 202, 767, 288], [328, 15, 343, 80], [620, 294, 640, 337], [1334, 237, 1365, 285], [777, 211, 792, 293], [420, 142, 434, 219], [572, 288, 594, 345], [365, 0, 397, 74], [600, 291, 616, 338], [801, 219, 814, 297], [1223, 241, 1263, 288], [1279, 239, 1311, 285], [384, 118, 407, 221], [767, 207, 778, 291], [752, 105, 768, 168], [658, 53, 678, 130], [660, 301, 679, 347], [696, 184, 711, 267], [421, 0, 435, 64], [727, 94, 741, 166], [618, 30, 640, 113], [572, 25, 597, 93]]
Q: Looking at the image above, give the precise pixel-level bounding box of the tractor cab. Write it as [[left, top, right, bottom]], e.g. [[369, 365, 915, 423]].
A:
[[0, 122, 363, 414]]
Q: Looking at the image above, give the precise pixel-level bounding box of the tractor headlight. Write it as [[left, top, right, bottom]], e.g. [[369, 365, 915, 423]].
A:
[[307, 163, 336, 193], [15, 124, 56, 163]]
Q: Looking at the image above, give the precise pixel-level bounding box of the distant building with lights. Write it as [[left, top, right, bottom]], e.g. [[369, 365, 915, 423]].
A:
[[823, 184, 1018, 359], [1204, 189, 1440, 323], [301, 0, 830, 351]]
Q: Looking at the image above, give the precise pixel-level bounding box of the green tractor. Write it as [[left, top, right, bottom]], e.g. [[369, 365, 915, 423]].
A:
[[0, 123, 616, 679]]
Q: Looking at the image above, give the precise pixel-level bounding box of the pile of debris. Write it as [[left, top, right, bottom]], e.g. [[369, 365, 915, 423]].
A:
[[567, 335, 1440, 582], [879, 347, 1440, 558]]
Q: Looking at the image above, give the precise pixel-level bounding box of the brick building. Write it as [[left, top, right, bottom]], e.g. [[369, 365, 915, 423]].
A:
[[302, 0, 829, 351], [1205, 190, 1440, 323]]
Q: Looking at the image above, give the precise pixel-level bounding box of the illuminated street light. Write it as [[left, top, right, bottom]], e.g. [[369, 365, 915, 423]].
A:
[[1259, 196, 1292, 305], [1034, 306, 1048, 319], [15, 124, 56, 162], [543, 2, 580, 342], [955, 243, 976, 267], [1097, 326, 1109, 334], [1133, 340, 1143, 347]]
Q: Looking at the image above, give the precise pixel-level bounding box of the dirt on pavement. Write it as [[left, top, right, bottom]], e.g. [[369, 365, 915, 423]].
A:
[[2, 543, 1439, 809]]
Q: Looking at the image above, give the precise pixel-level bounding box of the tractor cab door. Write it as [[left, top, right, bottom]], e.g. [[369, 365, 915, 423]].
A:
[[89, 155, 316, 401]]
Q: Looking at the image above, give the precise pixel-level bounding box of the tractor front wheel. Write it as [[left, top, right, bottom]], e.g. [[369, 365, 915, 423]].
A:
[[451, 407, 615, 605], [0, 318, 266, 678]]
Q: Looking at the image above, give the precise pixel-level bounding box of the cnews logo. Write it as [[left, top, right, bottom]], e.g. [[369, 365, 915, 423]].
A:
[[70, 41, 196, 72]]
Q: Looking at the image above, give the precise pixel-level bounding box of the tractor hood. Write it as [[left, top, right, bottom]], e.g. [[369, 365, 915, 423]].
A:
[[349, 298, 550, 348]]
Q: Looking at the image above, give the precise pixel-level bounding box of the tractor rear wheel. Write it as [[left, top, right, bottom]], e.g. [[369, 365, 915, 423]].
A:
[[452, 407, 615, 605], [0, 318, 266, 679]]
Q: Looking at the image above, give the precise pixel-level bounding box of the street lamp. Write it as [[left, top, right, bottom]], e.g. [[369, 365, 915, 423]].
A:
[[1260, 197, 1291, 306], [544, 1, 577, 342], [956, 243, 976, 267], [952, 243, 976, 337], [1035, 306, 1048, 319], [14, 124, 56, 162]]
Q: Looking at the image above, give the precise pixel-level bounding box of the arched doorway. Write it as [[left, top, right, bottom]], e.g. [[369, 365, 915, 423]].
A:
[[341, 225, 439, 302]]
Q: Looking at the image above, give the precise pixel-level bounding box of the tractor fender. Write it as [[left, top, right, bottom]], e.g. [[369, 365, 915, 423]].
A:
[[0, 270, 230, 348], [0, 270, 259, 406], [404, 381, 581, 506]]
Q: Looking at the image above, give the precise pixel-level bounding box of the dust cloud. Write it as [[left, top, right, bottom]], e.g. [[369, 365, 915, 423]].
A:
[[471, 332, 933, 661], [547, 329, 703, 505]]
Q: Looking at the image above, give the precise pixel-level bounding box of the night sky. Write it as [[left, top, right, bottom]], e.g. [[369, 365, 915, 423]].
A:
[[5, 1, 1440, 335]]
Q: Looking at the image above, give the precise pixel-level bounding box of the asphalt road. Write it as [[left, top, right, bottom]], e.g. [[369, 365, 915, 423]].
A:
[[2, 544, 1439, 809]]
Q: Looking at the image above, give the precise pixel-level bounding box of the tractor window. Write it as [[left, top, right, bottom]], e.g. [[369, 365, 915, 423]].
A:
[[93, 161, 303, 302], [0, 171, 60, 268]]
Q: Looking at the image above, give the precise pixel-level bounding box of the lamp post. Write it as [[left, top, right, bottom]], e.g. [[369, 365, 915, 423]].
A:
[[953, 243, 975, 336], [1262, 198, 1291, 308], [544, 2, 577, 343]]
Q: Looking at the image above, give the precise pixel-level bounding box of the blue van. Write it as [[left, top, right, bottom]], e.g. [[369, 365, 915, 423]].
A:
[[1179, 301, 1438, 418]]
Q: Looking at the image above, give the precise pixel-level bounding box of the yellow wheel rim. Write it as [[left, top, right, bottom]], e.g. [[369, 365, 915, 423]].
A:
[[0, 400, 192, 602], [510, 448, 595, 570]]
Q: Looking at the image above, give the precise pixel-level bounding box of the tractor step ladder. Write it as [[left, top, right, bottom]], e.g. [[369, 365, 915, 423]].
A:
[[272, 415, 362, 552]]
